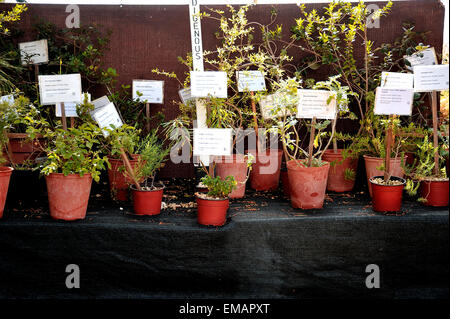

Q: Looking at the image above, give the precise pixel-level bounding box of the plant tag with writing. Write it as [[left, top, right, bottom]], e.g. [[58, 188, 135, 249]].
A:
[[132, 80, 164, 104], [237, 71, 266, 92], [297, 90, 336, 119], [190, 71, 227, 99], [19, 39, 49, 65], [193, 128, 232, 156], [374, 87, 414, 116], [38, 74, 82, 105], [413, 65, 449, 92]]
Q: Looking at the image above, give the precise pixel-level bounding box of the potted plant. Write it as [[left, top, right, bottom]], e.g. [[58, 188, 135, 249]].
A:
[[196, 174, 237, 227], [40, 122, 108, 221], [125, 130, 170, 215], [405, 135, 449, 207]]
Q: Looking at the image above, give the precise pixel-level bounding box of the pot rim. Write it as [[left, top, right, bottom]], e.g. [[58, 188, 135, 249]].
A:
[[419, 178, 449, 183], [0, 166, 14, 173], [286, 159, 330, 169], [130, 183, 165, 192], [369, 175, 406, 186], [363, 154, 407, 161], [45, 172, 92, 179], [196, 192, 230, 201]]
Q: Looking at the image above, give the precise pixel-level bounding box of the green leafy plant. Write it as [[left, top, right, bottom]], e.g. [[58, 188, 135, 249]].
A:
[[200, 175, 237, 199], [40, 122, 109, 182], [126, 131, 170, 190]]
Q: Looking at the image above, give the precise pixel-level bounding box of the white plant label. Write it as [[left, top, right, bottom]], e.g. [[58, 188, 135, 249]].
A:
[[404, 47, 438, 70], [259, 94, 293, 120], [190, 71, 227, 98], [19, 39, 49, 65], [193, 128, 232, 156], [374, 87, 414, 116], [91, 95, 110, 110], [55, 93, 91, 117], [381, 72, 414, 89], [38, 74, 82, 105], [132, 80, 164, 104], [297, 89, 337, 119], [178, 87, 194, 105], [0, 95, 14, 104], [413, 65, 449, 92], [91, 102, 123, 136], [189, 0, 204, 72], [237, 71, 266, 92]]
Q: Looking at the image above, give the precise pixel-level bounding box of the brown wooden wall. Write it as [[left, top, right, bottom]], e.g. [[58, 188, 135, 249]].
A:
[[0, 1, 445, 177]]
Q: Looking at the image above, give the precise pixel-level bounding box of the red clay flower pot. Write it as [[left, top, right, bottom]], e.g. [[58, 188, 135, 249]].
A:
[[281, 170, 291, 197], [215, 154, 247, 199], [322, 149, 358, 192], [369, 176, 406, 212], [7, 133, 46, 165], [0, 167, 13, 219], [286, 160, 330, 209], [45, 173, 92, 221], [196, 196, 229, 226], [132, 186, 164, 215], [107, 155, 140, 201], [247, 149, 283, 191], [364, 155, 407, 197], [420, 180, 449, 207]]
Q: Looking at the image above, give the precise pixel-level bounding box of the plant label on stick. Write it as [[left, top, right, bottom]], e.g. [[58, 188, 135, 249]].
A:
[[91, 102, 123, 137], [193, 128, 232, 156], [374, 87, 414, 116], [381, 72, 414, 89], [38, 74, 82, 105], [404, 47, 438, 70], [19, 39, 49, 65], [178, 87, 194, 105], [259, 94, 293, 120], [91, 95, 111, 110], [236, 71, 266, 92], [413, 65, 449, 92], [297, 89, 336, 119], [0, 95, 14, 104], [55, 93, 91, 117], [132, 80, 164, 104], [190, 71, 228, 99]]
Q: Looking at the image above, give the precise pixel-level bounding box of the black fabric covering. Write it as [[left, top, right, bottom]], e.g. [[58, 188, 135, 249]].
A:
[[0, 178, 448, 299]]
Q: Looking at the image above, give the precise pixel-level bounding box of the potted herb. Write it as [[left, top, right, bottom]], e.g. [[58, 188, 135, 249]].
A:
[[196, 174, 237, 227], [40, 122, 108, 221], [368, 117, 406, 212], [405, 135, 449, 207], [126, 131, 170, 215]]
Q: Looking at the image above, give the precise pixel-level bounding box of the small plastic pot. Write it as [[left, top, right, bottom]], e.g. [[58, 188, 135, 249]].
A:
[[247, 149, 283, 191], [286, 160, 330, 209], [132, 186, 164, 215], [107, 155, 140, 201], [419, 180, 449, 207], [0, 167, 14, 218], [322, 149, 358, 193], [369, 176, 405, 212], [364, 155, 407, 197], [196, 196, 229, 226], [45, 173, 92, 221]]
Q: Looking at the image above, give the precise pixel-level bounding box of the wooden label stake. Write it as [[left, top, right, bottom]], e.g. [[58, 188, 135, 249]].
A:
[[431, 91, 440, 176], [60, 102, 68, 131], [308, 117, 317, 167]]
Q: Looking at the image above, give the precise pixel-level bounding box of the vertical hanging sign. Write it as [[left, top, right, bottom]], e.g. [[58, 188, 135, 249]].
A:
[[189, 0, 209, 166]]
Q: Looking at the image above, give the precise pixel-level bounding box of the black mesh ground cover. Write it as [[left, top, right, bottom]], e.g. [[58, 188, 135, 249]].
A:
[[0, 173, 448, 299]]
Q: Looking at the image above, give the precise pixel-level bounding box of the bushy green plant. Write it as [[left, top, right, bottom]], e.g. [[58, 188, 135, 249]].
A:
[[200, 175, 237, 199], [130, 131, 170, 189], [40, 122, 109, 182]]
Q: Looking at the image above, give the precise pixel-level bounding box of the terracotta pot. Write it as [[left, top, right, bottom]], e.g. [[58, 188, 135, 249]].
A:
[[45, 173, 92, 221], [0, 167, 13, 219], [196, 196, 229, 226], [364, 155, 407, 197], [6, 133, 46, 165], [322, 149, 358, 192], [286, 160, 330, 209], [132, 186, 164, 215], [420, 180, 449, 207], [281, 170, 291, 197], [107, 155, 140, 201], [247, 149, 283, 191], [369, 176, 405, 212], [214, 154, 247, 199]]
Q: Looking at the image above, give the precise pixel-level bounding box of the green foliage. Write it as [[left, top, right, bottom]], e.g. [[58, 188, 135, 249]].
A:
[[40, 122, 109, 182], [102, 124, 141, 159], [344, 168, 356, 181], [131, 131, 170, 189], [201, 175, 237, 198]]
